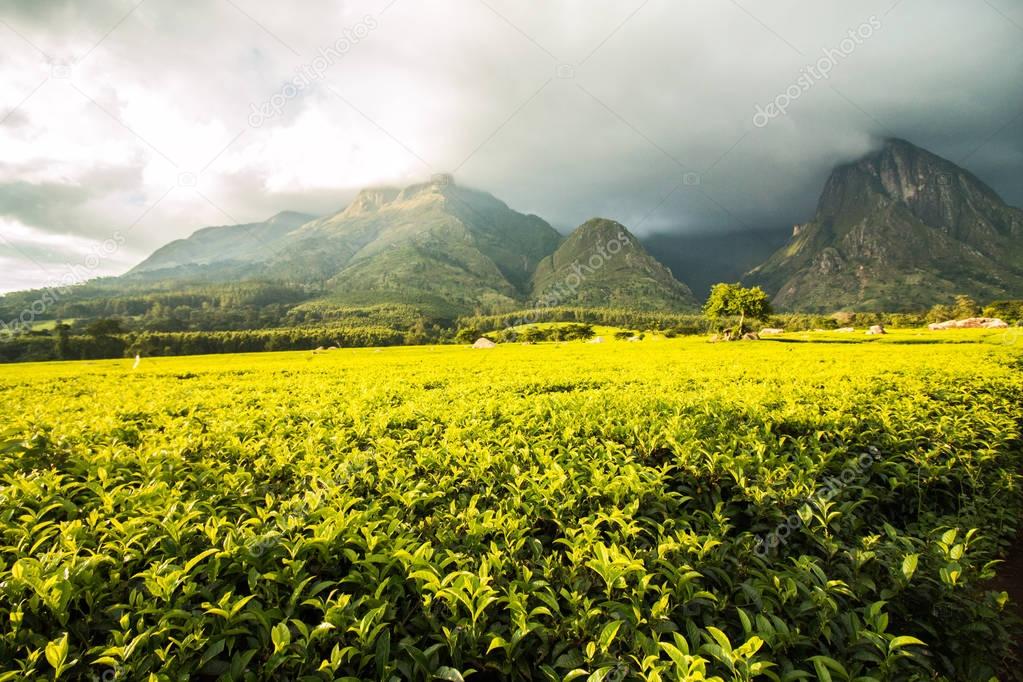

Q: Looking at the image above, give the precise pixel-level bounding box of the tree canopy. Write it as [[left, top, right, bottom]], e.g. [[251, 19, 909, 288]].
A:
[[703, 283, 772, 334]]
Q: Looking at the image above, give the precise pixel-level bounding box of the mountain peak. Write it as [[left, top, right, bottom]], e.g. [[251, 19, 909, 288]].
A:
[[342, 186, 401, 216], [245, 176, 564, 311], [340, 176, 462, 215], [813, 138, 1008, 228], [531, 217, 696, 311], [267, 210, 315, 225], [394, 174, 459, 203], [576, 217, 627, 233], [880, 136, 920, 151], [746, 139, 1023, 311], [876, 136, 946, 166]]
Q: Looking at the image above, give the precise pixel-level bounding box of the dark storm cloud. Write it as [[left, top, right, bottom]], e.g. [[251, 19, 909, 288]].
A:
[[0, 164, 143, 228], [443, 1, 1023, 233], [1, 0, 1022, 291]]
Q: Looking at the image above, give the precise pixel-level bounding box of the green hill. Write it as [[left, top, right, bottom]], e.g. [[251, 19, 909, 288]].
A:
[[129, 211, 315, 277], [532, 218, 697, 310]]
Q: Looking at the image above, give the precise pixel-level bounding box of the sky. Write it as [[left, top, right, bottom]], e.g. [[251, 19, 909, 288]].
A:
[[0, 0, 1022, 292]]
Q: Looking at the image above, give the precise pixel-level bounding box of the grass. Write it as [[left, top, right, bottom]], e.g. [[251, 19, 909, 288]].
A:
[[759, 327, 1017, 345], [26, 318, 76, 332]]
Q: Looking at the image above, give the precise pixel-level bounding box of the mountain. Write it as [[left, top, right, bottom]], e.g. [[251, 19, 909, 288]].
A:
[[257, 175, 564, 312], [129, 211, 315, 276], [642, 227, 791, 300], [532, 218, 697, 310], [119, 178, 700, 315], [745, 138, 1023, 311], [122, 177, 565, 313]]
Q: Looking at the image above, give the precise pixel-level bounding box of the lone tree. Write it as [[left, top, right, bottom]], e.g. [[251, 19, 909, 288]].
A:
[[952, 294, 981, 319], [927, 303, 954, 324], [54, 321, 71, 360], [704, 283, 772, 337]]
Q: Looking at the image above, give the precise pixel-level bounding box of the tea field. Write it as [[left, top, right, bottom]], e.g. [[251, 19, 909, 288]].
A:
[[1, 333, 1023, 680]]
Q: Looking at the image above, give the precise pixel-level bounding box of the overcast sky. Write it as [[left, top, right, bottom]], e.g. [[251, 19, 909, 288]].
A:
[[1, 0, 1021, 292]]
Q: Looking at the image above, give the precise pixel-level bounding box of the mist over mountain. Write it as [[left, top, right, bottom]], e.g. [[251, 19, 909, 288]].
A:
[[642, 228, 791, 300], [7, 136, 1023, 320]]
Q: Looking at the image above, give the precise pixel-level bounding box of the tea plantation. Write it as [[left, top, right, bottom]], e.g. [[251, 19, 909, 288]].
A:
[[1, 332, 1022, 680]]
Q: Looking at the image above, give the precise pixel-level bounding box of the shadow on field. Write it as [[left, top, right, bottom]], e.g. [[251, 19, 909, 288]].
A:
[[990, 527, 1023, 677], [759, 338, 872, 344], [760, 338, 964, 345]]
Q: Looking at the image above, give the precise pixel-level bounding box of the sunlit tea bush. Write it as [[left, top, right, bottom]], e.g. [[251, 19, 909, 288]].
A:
[[0, 336, 1020, 680]]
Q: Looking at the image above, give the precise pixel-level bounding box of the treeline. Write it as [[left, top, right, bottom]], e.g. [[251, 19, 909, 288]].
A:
[[283, 302, 451, 330], [0, 280, 314, 315], [460, 323, 597, 343], [457, 307, 707, 335], [0, 278, 457, 338], [977, 299, 1023, 324], [0, 325, 417, 363], [0, 281, 320, 335], [913, 296, 1023, 325], [455, 307, 947, 338], [0, 333, 122, 363], [4, 297, 1023, 364], [126, 327, 410, 356]]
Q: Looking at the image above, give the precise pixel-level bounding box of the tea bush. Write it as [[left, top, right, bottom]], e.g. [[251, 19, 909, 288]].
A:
[[0, 338, 1021, 680]]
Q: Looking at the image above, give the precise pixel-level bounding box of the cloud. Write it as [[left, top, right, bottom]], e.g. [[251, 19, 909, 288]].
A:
[[0, 0, 1022, 292]]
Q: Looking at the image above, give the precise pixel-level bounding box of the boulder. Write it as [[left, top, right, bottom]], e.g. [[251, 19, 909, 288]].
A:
[[472, 338, 496, 349], [865, 325, 886, 335], [760, 328, 784, 335], [741, 332, 760, 341], [929, 317, 1007, 330]]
